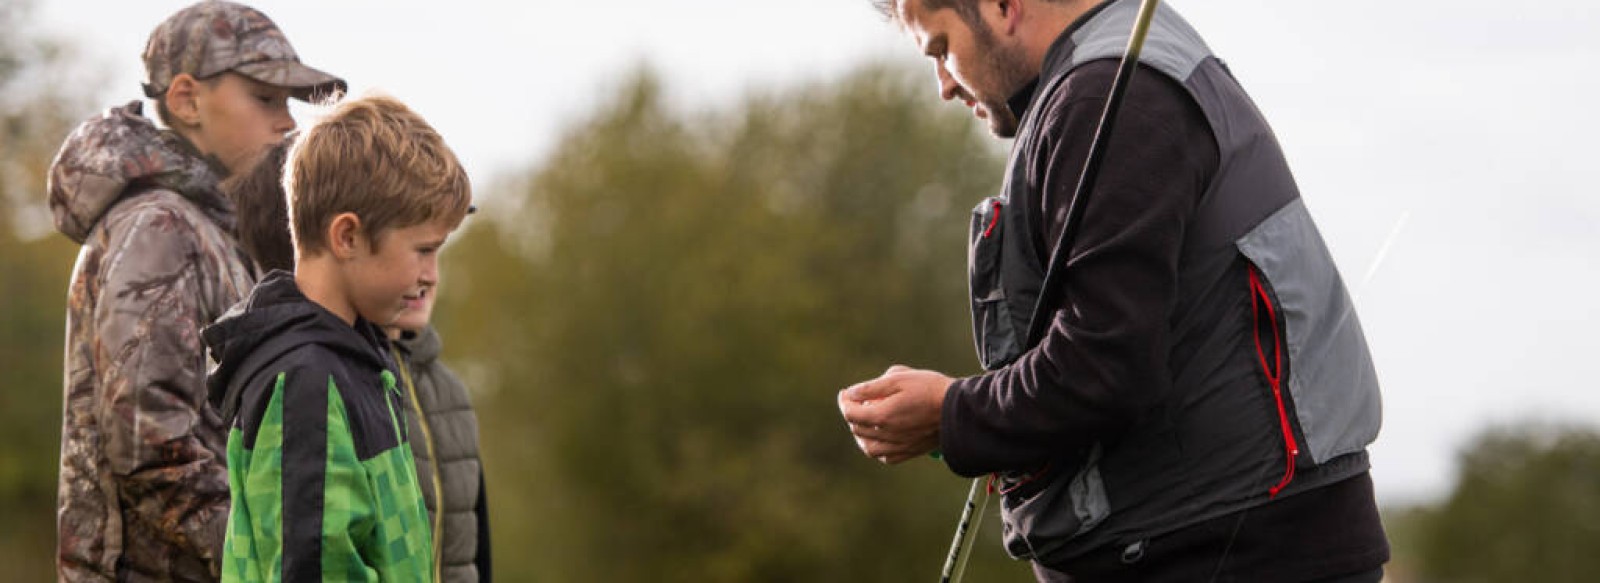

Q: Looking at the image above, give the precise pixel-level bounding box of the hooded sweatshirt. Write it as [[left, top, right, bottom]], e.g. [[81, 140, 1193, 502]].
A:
[[203, 270, 434, 582], [49, 101, 254, 581]]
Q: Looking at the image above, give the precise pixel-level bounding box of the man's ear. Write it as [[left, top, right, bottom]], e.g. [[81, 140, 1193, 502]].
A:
[[990, 0, 1023, 36], [164, 73, 204, 128], [326, 212, 365, 260]]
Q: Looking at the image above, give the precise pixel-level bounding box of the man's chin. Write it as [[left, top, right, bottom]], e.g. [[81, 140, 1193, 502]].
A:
[[986, 111, 1019, 138], [974, 103, 1019, 139]]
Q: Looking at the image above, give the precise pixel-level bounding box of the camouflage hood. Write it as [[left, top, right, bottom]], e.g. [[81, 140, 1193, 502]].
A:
[[47, 100, 236, 244]]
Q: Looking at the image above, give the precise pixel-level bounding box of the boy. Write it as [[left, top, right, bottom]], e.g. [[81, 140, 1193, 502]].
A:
[[202, 94, 472, 581], [48, 1, 341, 579], [225, 138, 493, 582]]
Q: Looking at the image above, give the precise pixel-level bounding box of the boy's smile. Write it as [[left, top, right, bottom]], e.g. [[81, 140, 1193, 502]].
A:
[[346, 218, 458, 327]]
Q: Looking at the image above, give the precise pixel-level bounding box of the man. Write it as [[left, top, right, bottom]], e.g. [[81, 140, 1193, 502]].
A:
[[48, 2, 342, 579], [838, 1, 1389, 580]]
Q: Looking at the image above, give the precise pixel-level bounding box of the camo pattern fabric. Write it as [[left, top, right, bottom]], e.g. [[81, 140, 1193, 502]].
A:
[[49, 100, 256, 582], [142, 1, 344, 100]]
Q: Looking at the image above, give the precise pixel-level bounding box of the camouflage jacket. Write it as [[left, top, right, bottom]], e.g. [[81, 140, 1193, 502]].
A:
[[49, 101, 256, 582]]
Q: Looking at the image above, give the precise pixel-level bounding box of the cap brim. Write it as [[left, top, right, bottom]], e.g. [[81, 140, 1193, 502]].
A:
[[232, 60, 347, 102]]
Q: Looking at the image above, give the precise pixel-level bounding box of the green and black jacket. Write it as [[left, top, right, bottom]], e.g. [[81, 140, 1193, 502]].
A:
[[204, 270, 434, 581]]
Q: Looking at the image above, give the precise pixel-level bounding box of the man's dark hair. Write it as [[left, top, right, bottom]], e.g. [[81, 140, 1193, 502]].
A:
[[872, 0, 982, 26], [873, 0, 1075, 27], [223, 136, 296, 272]]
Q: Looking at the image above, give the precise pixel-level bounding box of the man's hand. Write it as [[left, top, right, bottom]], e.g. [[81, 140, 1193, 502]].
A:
[[837, 365, 953, 464]]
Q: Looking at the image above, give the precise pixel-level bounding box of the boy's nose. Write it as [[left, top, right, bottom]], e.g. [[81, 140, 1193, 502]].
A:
[[275, 110, 297, 135]]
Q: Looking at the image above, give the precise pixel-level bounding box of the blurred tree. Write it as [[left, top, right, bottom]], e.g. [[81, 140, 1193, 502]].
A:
[[1396, 424, 1600, 582], [0, 0, 104, 578], [437, 64, 1035, 580]]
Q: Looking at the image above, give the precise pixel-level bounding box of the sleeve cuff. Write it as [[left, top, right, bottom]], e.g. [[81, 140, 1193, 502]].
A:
[[938, 374, 989, 478]]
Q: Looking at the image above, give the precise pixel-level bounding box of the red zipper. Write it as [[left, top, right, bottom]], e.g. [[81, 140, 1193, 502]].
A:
[[991, 461, 1053, 496], [1249, 266, 1298, 497], [982, 200, 1002, 238]]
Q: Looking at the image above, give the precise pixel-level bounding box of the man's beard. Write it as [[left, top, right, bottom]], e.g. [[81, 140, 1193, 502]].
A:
[[969, 19, 1031, 138]]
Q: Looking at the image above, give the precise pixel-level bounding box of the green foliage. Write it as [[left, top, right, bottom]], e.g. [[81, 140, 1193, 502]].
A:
[[0, 1, 101, 578], [1421, 425, 1600, 582], [436, 65, 1031, 580], [1386, 424, 1600, 583]]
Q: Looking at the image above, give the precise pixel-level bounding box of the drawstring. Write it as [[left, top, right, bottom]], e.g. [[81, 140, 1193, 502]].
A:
[[1248, 267, 1298, 497]]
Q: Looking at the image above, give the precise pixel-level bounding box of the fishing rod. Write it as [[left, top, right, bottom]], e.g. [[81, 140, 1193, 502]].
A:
[[938, 0, 1163, 581], [1024, 0, 1162, 349], [936, 475, 990, 583]]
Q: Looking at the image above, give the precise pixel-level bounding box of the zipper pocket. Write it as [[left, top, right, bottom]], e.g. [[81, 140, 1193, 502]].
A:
[[1248, 264, 1298, 497]]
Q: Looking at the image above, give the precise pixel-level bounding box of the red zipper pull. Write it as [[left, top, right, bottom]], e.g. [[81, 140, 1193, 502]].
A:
[[982, 200, 1002, 238]]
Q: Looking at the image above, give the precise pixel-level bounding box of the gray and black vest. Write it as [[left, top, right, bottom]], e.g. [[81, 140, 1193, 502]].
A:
[[966, 0, 1382, 564]]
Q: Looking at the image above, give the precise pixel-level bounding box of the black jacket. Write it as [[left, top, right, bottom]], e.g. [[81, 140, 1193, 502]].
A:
[[945, 1, 1386, 578]]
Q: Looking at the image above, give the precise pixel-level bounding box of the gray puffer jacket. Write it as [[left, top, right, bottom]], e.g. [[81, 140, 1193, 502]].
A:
[[389, 325, 491, 583]]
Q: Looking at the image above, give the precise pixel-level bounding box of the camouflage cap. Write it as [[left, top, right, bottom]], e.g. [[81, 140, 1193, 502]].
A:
[[142, 1, 346, 102]]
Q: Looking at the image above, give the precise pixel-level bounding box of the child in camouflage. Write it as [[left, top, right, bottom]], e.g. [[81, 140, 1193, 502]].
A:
[[48, 1, 342, 579]]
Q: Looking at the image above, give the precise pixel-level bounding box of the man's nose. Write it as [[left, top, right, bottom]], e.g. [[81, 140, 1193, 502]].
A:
[[935, 62, 961, 102]]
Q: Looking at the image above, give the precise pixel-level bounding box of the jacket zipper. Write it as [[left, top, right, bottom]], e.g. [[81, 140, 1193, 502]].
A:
[[391, 344, 446, 583], [982, 199, 1003, 238], [1248, 266, 1298, 497]]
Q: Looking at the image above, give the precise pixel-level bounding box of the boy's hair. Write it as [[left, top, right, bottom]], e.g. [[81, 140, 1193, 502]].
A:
[[223, 135, 295, 272], [285, 94, 471, 255]]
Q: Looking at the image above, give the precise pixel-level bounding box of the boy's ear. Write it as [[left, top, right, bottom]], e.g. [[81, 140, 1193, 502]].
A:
[[326, 212, 365, 260], [164, 74, 204, 128]]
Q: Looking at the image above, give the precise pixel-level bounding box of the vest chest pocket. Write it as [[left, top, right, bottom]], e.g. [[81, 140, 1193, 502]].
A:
[[968, 196, 1023, 371]]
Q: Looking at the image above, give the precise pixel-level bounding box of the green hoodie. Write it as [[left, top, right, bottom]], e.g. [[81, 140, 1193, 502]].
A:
[[204, 270, 434, 581]]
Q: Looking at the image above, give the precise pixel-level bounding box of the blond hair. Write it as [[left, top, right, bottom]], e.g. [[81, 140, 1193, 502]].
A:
[[285, 94, 471, 255]]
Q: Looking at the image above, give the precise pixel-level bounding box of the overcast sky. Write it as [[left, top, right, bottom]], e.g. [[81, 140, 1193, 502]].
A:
[[35, 0, 1600, 506]]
